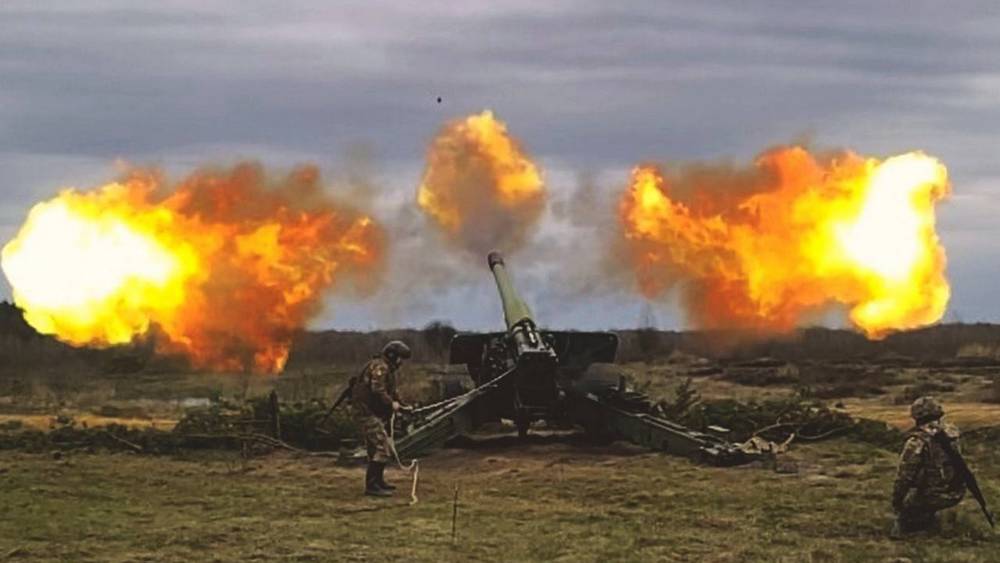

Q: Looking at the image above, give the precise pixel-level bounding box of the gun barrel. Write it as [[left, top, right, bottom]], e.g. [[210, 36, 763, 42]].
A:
[[487, 251, 534, 330]]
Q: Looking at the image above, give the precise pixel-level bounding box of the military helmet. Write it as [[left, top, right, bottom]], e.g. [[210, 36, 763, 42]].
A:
[[381, 340, 412, 363], [910, 396, 944, 423]]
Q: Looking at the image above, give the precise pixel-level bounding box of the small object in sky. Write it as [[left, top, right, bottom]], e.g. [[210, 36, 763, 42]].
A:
[[437, 96, 442, 103]]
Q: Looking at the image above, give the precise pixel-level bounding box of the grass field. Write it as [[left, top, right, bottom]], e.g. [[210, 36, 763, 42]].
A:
[[1, 433, 997, 562], [1, 358, 998, 562]]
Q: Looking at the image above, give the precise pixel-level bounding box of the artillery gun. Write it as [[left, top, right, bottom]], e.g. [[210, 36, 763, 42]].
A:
[[394, 252, 757, 465]]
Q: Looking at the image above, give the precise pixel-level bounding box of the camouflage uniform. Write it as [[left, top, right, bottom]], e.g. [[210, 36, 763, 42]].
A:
[[351, 357, 401, 463], [351, 340, 411, 497], [892, 398, 966, 535]]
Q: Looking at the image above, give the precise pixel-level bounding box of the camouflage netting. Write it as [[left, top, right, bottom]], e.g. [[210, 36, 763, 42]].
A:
[[683, 398, 905, 450], [656, 380, 906, 450]]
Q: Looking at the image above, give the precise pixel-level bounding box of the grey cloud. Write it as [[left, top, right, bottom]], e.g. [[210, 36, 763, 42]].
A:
[[3, 1, 997, 164], [2, 1, 999, 330]]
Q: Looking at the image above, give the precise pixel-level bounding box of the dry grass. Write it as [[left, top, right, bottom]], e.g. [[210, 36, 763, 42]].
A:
[[0, 414, 176, 432], [1, 353, 998, 562], [0, 436, 996, 562], [839, 401, 1000, 430]]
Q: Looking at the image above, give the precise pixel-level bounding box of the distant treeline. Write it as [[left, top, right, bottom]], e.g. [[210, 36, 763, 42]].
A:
[[4, 301, 1000, 374], [291, 323, 1000, 366], [622, 324, 1000, 363]]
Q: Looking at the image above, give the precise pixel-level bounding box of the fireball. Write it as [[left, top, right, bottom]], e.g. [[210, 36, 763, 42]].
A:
[[619, 147, 950, 337], [1, 163, 384, 372], [417, 110, 545, 254]]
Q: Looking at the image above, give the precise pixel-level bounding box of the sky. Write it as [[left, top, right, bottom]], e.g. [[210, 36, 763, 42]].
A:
[[2, 1, 1000, 332]]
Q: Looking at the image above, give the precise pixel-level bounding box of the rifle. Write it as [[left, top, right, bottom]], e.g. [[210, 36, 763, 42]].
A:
[[318, 377, 357, 425], [319, 356, 387, 425], [933, 430, 995, 528]]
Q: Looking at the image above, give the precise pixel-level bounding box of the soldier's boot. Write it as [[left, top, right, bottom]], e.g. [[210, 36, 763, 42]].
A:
[[926, 513, 941, 534], [910, 513, 938, 534], [376, 464, 396, 491], [891, 512, 916, 540], [364, 463, 392, 497], [891, 512, 935, 539]]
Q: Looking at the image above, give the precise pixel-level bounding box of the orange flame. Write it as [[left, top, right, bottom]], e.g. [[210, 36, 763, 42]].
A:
[[619, 147, 950, 337], [417, 110, 545, 254], [1, 163, 384, 373]]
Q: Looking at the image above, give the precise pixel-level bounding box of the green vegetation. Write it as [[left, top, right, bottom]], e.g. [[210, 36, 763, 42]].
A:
[[0, 437, 996, 562], [2, 305, 999, 561]]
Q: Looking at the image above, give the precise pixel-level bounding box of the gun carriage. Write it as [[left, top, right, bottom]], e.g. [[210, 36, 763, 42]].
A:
[[394, 252, 757, 466]]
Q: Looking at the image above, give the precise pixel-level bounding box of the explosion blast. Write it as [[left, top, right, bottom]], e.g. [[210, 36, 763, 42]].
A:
[[619, 147, 950, 337], [1, 163, 384, 373], [417, 110, 546, 254]]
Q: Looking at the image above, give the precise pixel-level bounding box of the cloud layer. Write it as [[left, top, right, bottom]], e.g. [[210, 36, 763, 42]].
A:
[[2, 1, 999, 330]]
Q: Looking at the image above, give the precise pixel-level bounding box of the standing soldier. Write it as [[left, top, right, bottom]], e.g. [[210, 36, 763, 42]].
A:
[[351, 340, 412, 497], [891, 396, 967, 537]]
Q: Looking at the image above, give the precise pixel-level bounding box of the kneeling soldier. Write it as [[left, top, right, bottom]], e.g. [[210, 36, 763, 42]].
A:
[[891, 396, 966, 537]]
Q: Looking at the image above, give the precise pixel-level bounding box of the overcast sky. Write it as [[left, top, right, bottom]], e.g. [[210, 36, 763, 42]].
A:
[[2, 1, 1000, 332]]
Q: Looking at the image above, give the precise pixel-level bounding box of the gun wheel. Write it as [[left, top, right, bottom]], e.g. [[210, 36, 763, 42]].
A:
[[580, 419, 616, 445], [516, 415, 530, 439]]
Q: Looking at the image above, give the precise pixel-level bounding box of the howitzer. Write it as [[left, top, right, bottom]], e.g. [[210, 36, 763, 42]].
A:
[[394, 252, 758, 466]]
